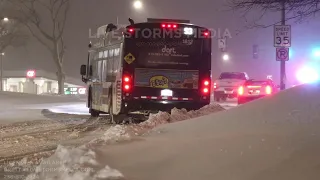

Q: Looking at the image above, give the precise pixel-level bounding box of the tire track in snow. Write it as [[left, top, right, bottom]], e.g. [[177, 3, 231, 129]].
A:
[[0, 115, 113, 163]]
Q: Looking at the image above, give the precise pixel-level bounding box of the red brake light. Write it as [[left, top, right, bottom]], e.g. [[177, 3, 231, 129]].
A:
[[202, 79, 210, 94], [203, 31, 210, 37], [238, 86, 244, 95], [124, 77, 130, 82], [128, 28, 134, 33], [266, 85, 272, 94], [204, 80, 209, 86], [161, 24, 178, 28], [123, 75, 132, 92]]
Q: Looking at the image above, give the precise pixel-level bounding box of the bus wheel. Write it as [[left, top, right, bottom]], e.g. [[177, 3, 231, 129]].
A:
[[90, 108, 100, 117], [109, 105, 126, 124]]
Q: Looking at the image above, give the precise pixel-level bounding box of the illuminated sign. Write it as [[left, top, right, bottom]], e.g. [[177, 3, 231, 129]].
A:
[[64, 87, 86, 95], [26, 70, 36, 78]]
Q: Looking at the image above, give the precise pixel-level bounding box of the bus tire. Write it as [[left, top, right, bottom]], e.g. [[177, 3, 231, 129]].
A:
[[109, 105, 126, 124], [88, 87, 100, 117], [90, 108, 100, 117]]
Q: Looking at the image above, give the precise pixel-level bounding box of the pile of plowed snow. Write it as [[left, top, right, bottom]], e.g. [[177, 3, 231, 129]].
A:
[[27, 82, 320, 180], [24, 103, 225, 179]]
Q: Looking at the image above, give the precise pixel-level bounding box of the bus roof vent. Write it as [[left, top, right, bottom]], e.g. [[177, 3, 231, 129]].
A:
[[147, 18, 190, 23]]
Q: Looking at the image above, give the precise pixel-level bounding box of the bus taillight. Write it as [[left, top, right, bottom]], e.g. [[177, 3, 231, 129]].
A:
[[123, 75, 132, 92], [124, 84, 130, 90], [124, 77, 130, 82], [204, 80, 209, 86], [202, 79, 210, 94]]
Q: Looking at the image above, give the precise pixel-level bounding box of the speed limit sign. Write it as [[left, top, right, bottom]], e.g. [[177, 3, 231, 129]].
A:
[[274, 25, 291, 47]]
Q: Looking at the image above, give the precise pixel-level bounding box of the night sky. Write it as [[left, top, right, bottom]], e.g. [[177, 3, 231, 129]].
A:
[[3, 0, 320, 85]]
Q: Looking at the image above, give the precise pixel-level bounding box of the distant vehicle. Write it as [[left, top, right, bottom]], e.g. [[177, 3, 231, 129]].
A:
[[213, 72, 249, 101], [80, 18, 212, 123], [237, 79, 279, 104]]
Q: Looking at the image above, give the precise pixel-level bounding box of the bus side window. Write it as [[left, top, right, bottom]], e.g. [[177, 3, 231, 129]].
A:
[[107, 49, 114, 79], [113, 48, 120, 73], [91, 53, 97, 80], [102, 60, 107, 82]]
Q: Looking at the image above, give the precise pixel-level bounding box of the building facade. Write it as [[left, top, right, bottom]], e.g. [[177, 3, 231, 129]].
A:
[[1, 70, 86, 95]]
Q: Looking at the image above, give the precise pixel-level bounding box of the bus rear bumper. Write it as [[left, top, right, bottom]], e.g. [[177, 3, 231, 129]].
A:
[[123, 99, 209, 112]]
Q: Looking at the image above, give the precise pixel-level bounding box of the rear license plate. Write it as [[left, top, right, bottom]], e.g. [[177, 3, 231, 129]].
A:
[[224, 91, 233, 94], [253, 90, 260, 94], [161, 89, 173, 96]]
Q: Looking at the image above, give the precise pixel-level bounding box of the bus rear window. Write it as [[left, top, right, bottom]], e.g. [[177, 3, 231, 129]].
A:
[[125, 36, 210, 68]]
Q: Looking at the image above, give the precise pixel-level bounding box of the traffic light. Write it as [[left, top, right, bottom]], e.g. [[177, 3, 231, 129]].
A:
[[253, 44, 258, 59]]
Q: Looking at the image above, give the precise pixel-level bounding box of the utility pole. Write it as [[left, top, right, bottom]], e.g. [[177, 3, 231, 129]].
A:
[[280, 0, 286, 90], [0, 53, 3, 91]]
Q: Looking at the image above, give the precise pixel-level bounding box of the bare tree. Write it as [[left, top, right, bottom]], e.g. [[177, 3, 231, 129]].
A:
[[228, 0, 320, 30], [0, 1, 28, 52], [11, 0, 70, 94]]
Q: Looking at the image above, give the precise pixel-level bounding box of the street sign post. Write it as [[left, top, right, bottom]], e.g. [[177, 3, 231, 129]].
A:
[[218, 38, 226, 51], [274, 25, 291, 47], [276, 47, 289, 61]]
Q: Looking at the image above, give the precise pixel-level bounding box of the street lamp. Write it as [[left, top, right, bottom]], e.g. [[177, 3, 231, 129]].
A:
[[133, 0, 143, 9], [222, 53, 229, 61], [0, 53, 4, 91]]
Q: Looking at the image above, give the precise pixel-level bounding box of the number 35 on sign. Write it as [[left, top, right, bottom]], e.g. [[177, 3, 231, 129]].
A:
[[274, 25, 291, 47]]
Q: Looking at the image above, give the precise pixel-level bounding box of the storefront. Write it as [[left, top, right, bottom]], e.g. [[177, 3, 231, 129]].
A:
[[2, 70, 86, 95]]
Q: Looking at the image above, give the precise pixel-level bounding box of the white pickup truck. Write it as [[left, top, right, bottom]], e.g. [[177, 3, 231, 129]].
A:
[[213, 72, 249, 101]]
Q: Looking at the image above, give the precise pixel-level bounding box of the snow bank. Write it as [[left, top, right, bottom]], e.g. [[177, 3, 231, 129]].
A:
[[141, 103, 225, 128], [88, 125, 131, 145], [90, 103, 225, 144], [25, 145, 124, 180], [83, 82, 320, 180], [25, 103, 225, 179]]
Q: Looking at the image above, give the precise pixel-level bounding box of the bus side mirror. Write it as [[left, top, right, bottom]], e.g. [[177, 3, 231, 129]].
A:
[[80, 65, 86, 76]]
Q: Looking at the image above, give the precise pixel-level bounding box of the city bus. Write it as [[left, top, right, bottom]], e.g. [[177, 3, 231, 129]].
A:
[[80, 18, 212, 123]]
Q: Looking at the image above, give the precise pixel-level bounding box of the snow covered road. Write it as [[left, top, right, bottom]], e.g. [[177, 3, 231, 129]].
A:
[[0, 92, 114, 165], [0, 92, 87, 124], [47, 102, 89, 115]]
